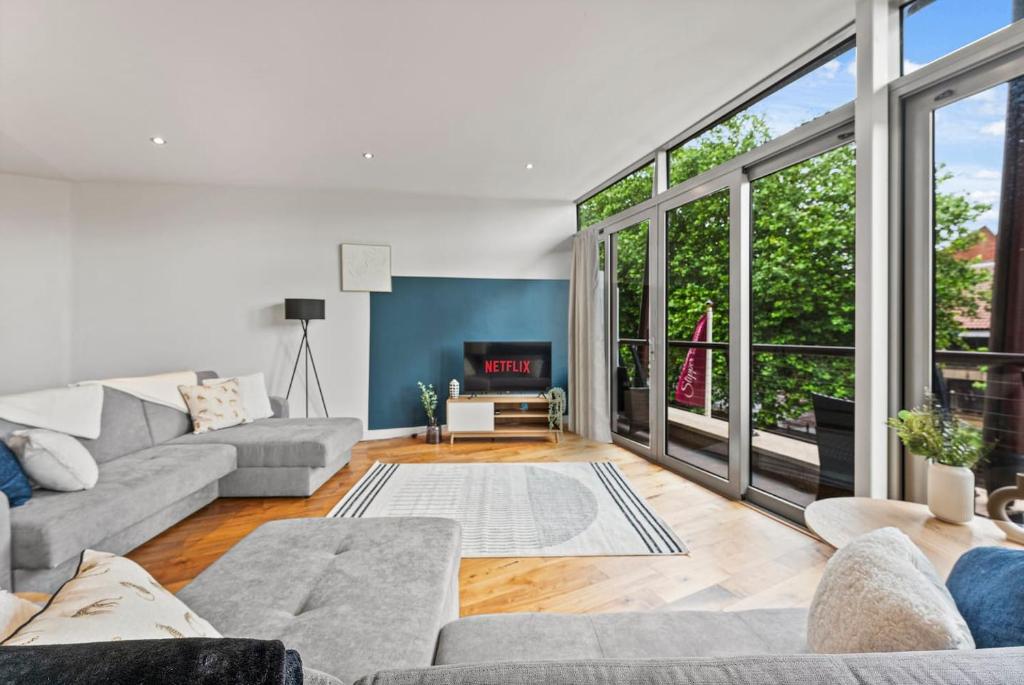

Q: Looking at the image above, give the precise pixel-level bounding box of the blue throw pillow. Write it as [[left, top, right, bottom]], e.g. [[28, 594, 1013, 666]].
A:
[[947, 546, 1024, 648], [0, 440, 32, 507]]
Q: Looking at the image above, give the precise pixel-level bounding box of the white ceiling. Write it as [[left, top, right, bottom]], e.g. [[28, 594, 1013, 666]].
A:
[[0, 0, 852, 200]]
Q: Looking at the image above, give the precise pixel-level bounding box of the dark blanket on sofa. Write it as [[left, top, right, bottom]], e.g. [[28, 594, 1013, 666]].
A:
[[0, 637, 303, 685]]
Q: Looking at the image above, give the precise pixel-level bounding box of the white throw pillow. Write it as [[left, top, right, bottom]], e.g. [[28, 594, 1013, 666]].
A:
[[0, 592, 41, 641], [7, 429, 98, 491], [2, 550, 220, 645], [202, 372, 274, 420], [178, 378, 250, 434], [807, 527, 974, 653]]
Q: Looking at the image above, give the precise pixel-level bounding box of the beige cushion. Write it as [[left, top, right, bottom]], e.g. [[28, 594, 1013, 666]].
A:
[[202, 373, 274, 420], [2, 550, 220, 645], [807, 527, 974, 653], [0, 592, 40, 641], [178, 378, 250, 433], [8, 429, 99, 491]]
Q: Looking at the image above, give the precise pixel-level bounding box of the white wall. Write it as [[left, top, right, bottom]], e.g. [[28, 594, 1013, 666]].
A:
[[69, 181, 574, 429], [0, 174, 73, 393]]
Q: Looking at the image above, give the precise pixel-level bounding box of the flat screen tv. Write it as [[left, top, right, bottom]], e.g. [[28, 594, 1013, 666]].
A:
[[463, 341, 552, 394]]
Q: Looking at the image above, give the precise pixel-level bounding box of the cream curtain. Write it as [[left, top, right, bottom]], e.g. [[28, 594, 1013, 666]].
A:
[[568, 228, 612, 442]]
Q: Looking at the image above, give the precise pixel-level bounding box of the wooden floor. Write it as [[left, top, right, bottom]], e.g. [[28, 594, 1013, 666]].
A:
[[128, 433, 832, 615]]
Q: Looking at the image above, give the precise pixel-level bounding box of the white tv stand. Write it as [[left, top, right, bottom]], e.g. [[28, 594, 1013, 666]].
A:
[[446, 394, 561, 444]]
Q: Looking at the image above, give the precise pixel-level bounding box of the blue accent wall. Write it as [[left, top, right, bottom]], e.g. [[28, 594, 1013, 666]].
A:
[[369, 276, 569, 430]]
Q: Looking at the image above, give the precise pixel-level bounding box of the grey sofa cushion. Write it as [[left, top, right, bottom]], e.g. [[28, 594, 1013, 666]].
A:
[[435, 609, 808, 665], [355, 649, 1024, 685], [170, 418, 362, 468], [178, 517, 461, 684], [79, 388, 156, 464], [10, 443, 236, 569], [144, 401, 193, 444]]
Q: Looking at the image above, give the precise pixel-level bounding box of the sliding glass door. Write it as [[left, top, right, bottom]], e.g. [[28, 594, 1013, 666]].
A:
[[651, 127, 856, 514], [661, 186, 736, 494], [747, 143, 856, 516], [904, 47, 1024, 514]]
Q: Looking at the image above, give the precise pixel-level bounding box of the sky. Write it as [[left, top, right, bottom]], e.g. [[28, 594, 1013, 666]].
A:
[[911, 1, 1018, 232], [745, 0, 1016, 232]]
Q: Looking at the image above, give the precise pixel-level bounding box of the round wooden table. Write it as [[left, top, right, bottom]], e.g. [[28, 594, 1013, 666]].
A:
[[805, 497, 1023, 578]]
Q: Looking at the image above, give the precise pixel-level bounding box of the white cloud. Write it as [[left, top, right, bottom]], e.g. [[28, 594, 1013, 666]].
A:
[[903, 59, 923, 74], [846, 59, 857, 79], [981, 120, 1006, 136], [819, 60, 840, 80], [972, 168, 1002, 180]]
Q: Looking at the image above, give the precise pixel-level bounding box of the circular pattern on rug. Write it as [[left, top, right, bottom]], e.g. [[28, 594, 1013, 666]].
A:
[[458, 464, 598, 552], [525, 466, 599, 547]]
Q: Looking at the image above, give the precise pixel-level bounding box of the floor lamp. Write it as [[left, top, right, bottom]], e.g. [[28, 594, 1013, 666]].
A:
[[285, 298, 329, 418]]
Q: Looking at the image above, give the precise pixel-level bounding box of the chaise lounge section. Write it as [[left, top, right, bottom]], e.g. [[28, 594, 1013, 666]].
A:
[[178, 517, 463, 684]]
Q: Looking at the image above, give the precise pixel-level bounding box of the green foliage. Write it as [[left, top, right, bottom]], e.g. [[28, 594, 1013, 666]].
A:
[[417, 381, 438, 425], [887, 394, 990, 468], [669, 113, 771, 185], [600, 109, 989, 433], [545, 387, 566, 430], [750, 144, 857, 426], [578, 163, 654, 229]]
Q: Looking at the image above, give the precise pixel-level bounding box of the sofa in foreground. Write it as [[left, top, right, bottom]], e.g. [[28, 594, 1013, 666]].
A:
[[170, 518, 1024, 684], [2, 517, 1024, 684], [0, 371, 362, 592]]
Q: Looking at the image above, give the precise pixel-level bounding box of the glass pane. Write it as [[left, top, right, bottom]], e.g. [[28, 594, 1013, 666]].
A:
[[664, 190, 730, 477], [578, 163, 654, 230], [668, 47, 855, 187], [902, 1, 1019, 74], [933, 78, 1024, 518], [750, 144, 856, 507], [612, 221, 650, 445]]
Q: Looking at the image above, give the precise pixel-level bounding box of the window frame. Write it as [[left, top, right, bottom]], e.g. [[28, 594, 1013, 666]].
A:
[[897, 30, 1024, 502], [665, 37, 857, 188]]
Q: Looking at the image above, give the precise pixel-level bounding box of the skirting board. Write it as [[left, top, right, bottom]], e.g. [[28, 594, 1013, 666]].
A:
[[364, 425, 449, 441]]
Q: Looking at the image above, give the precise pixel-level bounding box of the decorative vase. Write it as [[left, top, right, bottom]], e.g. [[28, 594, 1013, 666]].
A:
[[449, 379, 460, 399], [927, 460, 975, 524], [425, 422, 441, 445]]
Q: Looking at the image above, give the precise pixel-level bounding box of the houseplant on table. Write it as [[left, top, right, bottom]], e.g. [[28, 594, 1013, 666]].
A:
[[887, 394, 990, 524], [417, 382, 440, 444]]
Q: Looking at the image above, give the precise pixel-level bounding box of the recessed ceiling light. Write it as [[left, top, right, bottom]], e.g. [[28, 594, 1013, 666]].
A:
[[363, 152, 374, 160], [150, 136, 167, 145], [525, 163, 534, 170]]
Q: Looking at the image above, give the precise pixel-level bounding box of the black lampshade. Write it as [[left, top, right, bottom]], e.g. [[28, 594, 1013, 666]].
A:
[[285, 298, 325, 321]]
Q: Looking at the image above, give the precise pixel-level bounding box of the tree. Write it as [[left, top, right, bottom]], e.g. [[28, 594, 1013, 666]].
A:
[[578, 164, 654, 229], [604, 110, 990, 431]]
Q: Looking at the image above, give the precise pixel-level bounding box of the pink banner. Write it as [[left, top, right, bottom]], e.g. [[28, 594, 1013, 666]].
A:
[[674, 313, 709, 407]]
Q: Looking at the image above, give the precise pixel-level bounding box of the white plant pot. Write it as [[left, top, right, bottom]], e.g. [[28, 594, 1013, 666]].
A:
[[927, 461, 975, 524]]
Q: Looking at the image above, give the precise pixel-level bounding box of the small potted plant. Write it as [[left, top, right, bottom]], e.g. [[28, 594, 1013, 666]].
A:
[[417, 382, 440, 444], [545, 387, 565, 431], [887, 394, 990, 524]]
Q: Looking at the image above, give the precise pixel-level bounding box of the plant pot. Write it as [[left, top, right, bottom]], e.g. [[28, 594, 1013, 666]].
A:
[[927, 461, 975, 524], [425, 424, 442, 445]]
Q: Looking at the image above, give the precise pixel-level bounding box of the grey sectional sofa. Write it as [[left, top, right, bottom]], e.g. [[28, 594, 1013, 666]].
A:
[[0, 371, 362, 592], [173, 517, 1024, 685]]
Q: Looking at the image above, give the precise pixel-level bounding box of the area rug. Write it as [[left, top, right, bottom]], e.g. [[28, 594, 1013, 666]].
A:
[[326, 461, 686, 556]]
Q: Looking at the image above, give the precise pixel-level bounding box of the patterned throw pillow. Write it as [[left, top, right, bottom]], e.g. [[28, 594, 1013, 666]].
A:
[[0, 592, 40, 641], [2, 550, 221, 645], [178, 379, 250, 434]]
